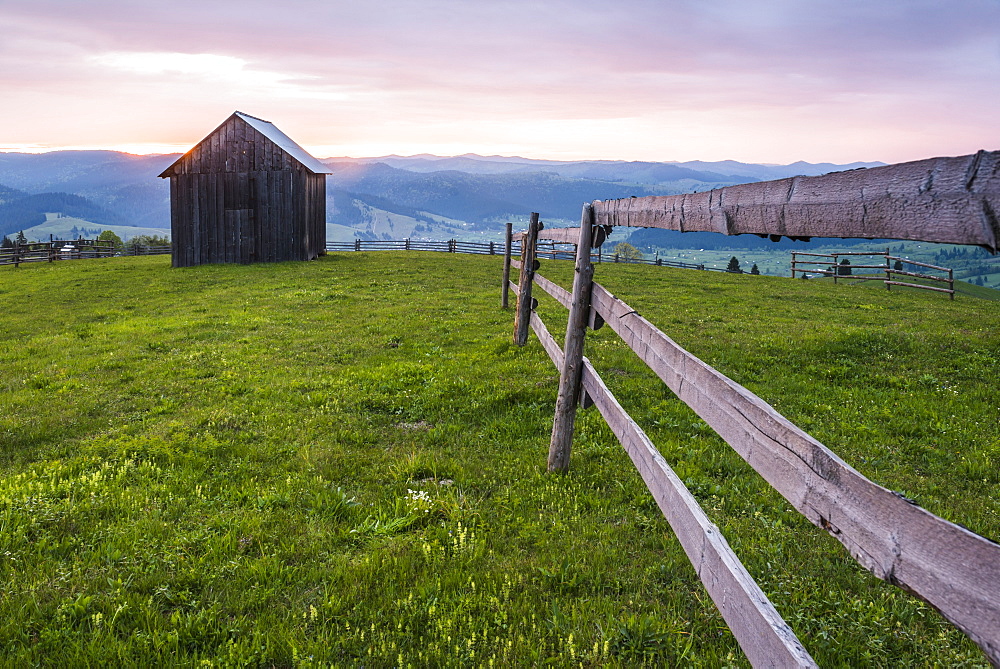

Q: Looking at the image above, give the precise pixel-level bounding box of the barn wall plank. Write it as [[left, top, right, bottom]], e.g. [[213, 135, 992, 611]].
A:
[[168, 178, 180, 266]]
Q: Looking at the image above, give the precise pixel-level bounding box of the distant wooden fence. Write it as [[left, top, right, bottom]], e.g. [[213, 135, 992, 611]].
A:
[[326, 238, 513, 255], [0, 239, 171, 268], [0, 239, 115, 267], [325, 238, 760, 275], [792, 250, 955, 298], [504, 148, 1000, 668]]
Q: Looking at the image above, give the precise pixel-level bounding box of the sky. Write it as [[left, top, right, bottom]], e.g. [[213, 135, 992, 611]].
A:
[[0, 0, 998, 164]]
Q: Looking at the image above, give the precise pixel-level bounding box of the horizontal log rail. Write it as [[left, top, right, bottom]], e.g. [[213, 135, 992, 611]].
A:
[[593, 150, 1000, 252], [884, 280, 956, 294], [512, 227, 582, 244]]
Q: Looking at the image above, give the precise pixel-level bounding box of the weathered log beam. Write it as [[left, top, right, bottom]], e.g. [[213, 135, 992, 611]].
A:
[[593, 151, 1000, 252], [512, 227, 579, 244]]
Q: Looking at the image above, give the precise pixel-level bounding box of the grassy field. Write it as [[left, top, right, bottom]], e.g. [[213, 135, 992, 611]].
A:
[[1, 253, 998, 666]]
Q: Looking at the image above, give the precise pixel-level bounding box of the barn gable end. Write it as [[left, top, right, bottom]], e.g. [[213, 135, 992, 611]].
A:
[[159, 112, 331, 267]]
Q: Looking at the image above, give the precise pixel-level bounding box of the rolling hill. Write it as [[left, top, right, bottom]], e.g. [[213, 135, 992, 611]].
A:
[[0, 149, 886, 243]]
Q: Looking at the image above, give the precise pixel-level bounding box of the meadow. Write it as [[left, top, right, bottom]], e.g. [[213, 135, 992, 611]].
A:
[[1, 252, 997, 666]]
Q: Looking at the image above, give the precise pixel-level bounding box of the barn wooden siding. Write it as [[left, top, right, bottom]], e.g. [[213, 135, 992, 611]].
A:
[[161, 113, 327, 267]]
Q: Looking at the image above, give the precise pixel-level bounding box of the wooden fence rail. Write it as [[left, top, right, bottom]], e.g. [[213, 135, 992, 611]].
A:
[[325, 239, 518, 256], [0, 240, 172, 268], [327, 237, 760, 275], [505, 198, 1000, 665], [791, 249, 955, 298], [0, 240, 118, 267]]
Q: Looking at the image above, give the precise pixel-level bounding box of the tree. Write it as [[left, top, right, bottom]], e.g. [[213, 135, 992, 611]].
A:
[[98, 229, 123, 250], [893, 259, 903, 271], [726, 256, 742, 273], [613, 242, 643, 262], [838, 258, 852, 276], [750, 263, 760, 275], [976, 276, 985, 286], [1, 236, 12, 249], [15, 230, 27, 245]]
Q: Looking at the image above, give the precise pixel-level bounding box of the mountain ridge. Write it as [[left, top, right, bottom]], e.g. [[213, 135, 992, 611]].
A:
[[0, 149, 887, 242]]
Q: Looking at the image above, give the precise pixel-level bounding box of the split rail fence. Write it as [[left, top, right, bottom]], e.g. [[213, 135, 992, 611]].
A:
[[0, 239, 115, 268], [502, 149, 1000, 668], [0, 239, 170, 268], [791, 250, 955, 298]]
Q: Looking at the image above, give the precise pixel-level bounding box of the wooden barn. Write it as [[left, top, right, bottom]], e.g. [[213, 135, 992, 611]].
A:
[[158, 111, 332, 267]]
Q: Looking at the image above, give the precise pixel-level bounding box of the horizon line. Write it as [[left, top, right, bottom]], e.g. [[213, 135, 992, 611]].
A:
[[0, 145, 892, 168]]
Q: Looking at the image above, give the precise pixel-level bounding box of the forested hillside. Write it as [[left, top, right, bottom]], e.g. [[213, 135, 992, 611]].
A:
[[0, 192, 124, 239]]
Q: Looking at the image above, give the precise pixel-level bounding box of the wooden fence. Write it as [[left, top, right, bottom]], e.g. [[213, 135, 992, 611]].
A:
[[325, 238, 515, 255], [503, 148, 1000, 668], [0, 239, 171, 268], [129, 245, 172, 257], [791, 250, 955, 298], [0, 239, 115, 267], [325, 238, 763, 276]]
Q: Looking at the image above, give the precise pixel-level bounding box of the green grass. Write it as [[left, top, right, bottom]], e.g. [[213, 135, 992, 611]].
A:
[[1, 253, 997, 666]]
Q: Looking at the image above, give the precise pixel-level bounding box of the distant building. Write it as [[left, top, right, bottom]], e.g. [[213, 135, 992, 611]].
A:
[[158, 111, 332, 267]]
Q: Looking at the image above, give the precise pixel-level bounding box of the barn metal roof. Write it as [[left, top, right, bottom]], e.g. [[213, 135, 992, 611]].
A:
[[235, 112, 333, 174], [158, 111, 333, 177]]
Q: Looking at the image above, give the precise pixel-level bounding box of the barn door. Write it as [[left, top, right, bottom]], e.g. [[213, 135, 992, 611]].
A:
[[224, 173, 257, 263]]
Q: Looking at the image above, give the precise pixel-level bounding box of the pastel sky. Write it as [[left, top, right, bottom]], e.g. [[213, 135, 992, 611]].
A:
[[1, 0, 998, 163]]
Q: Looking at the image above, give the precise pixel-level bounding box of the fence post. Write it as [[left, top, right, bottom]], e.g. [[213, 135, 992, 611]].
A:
[[885, 251, 892, 290], [502, 222, 513, 309], [355, 239, 361, 252], [489, 241, 495, 255], [405, 238, 410, 251], [513, 214, 541, 346], [547, 204, 595, 473], [949, 268, 955, 300]]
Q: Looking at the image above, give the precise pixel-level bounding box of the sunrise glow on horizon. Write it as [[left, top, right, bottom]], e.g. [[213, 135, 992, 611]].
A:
[[1, 1, 997, 165]]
